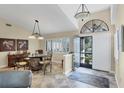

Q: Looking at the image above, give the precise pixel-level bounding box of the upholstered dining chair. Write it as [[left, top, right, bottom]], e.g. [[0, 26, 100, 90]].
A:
[[39, 54, 52, 75], [29, 58, 42, 71], [14, 56, 29, 70], [15, 61, 27, 70]]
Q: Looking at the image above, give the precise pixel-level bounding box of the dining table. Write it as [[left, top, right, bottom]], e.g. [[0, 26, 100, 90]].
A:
[[28, 54, 48, 61]]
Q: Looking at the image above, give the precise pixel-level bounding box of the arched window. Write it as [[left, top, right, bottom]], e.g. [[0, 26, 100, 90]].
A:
[[80, 19, 109, 34]]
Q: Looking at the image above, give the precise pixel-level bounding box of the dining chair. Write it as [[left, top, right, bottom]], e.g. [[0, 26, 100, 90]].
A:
[[15, 61, 27, 70], [39, 54, 52, 75], [29, 58, 42, 71], [14, 57, 28, 70]]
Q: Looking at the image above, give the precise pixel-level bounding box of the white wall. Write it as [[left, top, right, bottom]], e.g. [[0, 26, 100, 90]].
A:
[[0, 18, 41, 67], [111, 5, 118, 25], [117, 52, 124, 87], [114, 4, 124, 87]]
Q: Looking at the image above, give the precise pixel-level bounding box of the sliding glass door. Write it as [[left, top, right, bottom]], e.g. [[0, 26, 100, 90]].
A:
[[80, 36, 93, 68]]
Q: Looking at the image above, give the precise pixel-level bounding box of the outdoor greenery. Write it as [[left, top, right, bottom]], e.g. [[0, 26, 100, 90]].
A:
[[81, 36, 92, 64], [85, 54, 92, 64]]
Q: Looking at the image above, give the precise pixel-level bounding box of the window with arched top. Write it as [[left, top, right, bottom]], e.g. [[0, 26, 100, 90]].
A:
[[80, 19, 109, 34]]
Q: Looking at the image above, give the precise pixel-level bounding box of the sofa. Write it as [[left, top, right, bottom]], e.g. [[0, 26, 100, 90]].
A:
[[0, 70, 32, 88]]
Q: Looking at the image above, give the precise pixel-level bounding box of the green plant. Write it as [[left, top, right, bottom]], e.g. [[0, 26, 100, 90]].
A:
[[85, 57, 90, 64], [85, 54, 92, 64]]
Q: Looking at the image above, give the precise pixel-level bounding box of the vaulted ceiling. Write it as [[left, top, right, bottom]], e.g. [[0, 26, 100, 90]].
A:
[[0, 4, 110, 34]]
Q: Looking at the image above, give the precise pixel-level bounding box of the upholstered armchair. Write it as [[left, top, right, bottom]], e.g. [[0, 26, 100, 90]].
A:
[[0, 70, 32, 88]]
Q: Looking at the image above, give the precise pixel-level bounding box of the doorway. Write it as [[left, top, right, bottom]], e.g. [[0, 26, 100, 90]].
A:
[[80, 36, 93, 68]]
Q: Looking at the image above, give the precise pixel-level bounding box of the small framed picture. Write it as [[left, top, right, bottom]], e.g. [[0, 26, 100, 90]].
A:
[[17, 39, 28, 51], [0, 38, 16, 51]]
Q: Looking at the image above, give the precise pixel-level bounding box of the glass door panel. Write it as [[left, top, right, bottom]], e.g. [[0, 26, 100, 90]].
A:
[[80, 36, 93, 68]]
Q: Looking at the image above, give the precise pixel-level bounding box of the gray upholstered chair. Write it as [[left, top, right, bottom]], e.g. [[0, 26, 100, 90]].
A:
[[0, 70, 32, 88]]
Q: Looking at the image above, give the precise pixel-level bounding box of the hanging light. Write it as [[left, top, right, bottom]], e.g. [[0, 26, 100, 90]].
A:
[[74, 4, 90, 19], [29, 20, 44, 40]]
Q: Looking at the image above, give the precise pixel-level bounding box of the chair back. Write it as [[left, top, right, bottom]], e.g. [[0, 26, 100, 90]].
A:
[[44, 54, 52, 61], [35, 49, 43, 54], [29, 58, 42, 71], [52, 53, 64, 63]]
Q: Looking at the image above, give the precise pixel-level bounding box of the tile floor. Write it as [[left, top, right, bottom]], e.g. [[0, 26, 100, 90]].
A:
[[0, 63, 117, 88]]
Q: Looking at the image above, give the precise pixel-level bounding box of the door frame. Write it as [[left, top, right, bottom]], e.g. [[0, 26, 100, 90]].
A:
[[80, 36, 93, 68]]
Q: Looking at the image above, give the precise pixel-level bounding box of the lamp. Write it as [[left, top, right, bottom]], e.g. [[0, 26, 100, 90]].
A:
[[74, 4, 90, 19], [29, 20, 44, 40]]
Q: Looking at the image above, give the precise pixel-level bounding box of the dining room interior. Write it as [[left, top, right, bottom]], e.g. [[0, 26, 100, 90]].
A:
[[0, 4, 124, 88]]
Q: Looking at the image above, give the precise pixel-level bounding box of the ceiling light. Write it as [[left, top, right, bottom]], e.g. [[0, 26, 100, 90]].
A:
[[74, 4, 90, 19], [29, 20, 44, 40], [38, 35, 44, 40]]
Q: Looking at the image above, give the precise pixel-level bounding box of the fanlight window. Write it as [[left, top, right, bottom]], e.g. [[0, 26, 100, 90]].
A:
[[80, 19, 109, 34]]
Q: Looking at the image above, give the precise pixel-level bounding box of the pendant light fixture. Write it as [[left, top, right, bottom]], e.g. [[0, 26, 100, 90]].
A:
[[29, 20, 44, 40], [74, 4, 90, 19]]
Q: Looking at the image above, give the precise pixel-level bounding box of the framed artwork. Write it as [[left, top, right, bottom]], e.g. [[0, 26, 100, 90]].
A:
[[17, 39, 28, 51], [0, 38, 16, 51]]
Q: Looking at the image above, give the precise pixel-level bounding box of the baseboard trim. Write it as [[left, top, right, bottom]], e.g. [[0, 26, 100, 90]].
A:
[[115, 74, 119, 88], [0, 65, 8, 68], [64, 69, 72, 76], [64, 71, 73, 77]]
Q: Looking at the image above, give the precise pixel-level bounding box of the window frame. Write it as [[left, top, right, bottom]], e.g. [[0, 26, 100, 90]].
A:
[[45, 38, 70, 53]]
